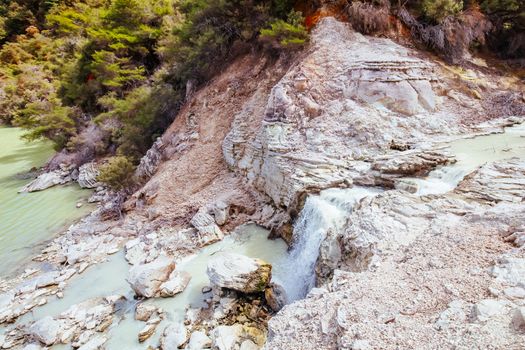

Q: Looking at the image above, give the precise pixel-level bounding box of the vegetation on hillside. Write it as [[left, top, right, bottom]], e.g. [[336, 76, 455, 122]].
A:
[[0, 0, 305, 166], [0, 0, 523, 180]]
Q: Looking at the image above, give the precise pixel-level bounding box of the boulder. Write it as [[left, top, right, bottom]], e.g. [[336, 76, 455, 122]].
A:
[[159, 271, 192, 297], [127, 256, 176, 298], [28, 316, 60, 346], [19, 171, 68, 193], [160, 322, 188, 350], [207, 253, 272, 293], [185, 331, 212, 350], [211, 325, 243, 350]]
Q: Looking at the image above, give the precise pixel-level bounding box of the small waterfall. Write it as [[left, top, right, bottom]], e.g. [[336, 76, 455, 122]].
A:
[[275, 187, 382, 302]]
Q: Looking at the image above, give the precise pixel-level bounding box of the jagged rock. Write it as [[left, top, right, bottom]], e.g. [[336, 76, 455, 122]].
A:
[[127, 256, 176, 298], [207, 253, 271, 293], [265, 283, 287, 312], [135, 303, 158, 321], [19, 171, 69, 193], [77, 162, 100, 189], [456, 159, 525, 203], [28, 316, 60, 346], [160, 322, 188, 350], [185, 331, 212, 350], [159, 271, 191, 297], [191, 208, 224, 246], [136, 138, 165, 183]]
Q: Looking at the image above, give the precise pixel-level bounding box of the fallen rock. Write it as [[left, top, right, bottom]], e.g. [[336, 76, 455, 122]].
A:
[[191, 208, 224, 246], [127, 256, 176, 298], [138, 323, 158, 343], [211, 325, 243, 350], [28, 316, 60, 346], [185, 331, 212, 350], [77, 335, 107, 350], [211, 201, 229, 226], [470, 299, 506, 322], [135, 303, 158, 321], [207, 253, 272, 293], [160, 322, 188, 350], [19, 171, 69, 193], [159, 271, 191, 297]]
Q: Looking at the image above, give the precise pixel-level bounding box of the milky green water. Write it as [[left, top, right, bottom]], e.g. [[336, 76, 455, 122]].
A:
[[0, 127, 93, 278]]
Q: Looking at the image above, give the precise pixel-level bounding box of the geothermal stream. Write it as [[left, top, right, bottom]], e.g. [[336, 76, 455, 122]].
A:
[[281, 122, 525, 301], [1, 124, 524, 348]]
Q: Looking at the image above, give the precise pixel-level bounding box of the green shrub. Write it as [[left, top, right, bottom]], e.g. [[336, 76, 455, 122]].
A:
[[97, 156, 136, 190], [260, 10, 308, 50], [422, 0, 464, 23]]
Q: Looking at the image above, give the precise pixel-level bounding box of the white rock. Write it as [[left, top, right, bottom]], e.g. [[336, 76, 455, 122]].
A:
[[160, 322, 188, 350], [470, 299, 506, 322], [29, 316, 60, 346], [191, 208, 224, 246], [159, 271, 191, 297], [77, 162, 100, 189], [127, 256, 175, 298], [77, 335, 107, 350], [19, 171, 68, 193], [211, 325, 243, 350], [240, 340, 259, 350], [207, 253, 272, 293], [185, 331, 212, 350]]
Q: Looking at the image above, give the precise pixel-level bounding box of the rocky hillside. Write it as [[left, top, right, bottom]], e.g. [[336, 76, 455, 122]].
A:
[[1, 12, 525, 350]]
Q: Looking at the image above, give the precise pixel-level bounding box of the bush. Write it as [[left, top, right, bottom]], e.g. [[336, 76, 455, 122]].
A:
[[259, 10, 308, 50], [97, 156, 136, 190]]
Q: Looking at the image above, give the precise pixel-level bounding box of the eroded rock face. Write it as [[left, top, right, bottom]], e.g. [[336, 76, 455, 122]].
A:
[[127, 256, 176, 298], [207, 253, 271, 293], [223, 17, 465, 209]]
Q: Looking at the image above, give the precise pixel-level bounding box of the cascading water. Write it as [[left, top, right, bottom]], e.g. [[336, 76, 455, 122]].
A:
[[275, 187, 382, 302], [406, 123, 525, 195]]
